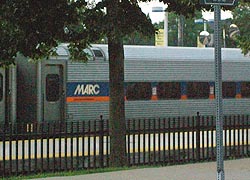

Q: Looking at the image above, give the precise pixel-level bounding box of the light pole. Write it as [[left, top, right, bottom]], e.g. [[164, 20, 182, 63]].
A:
[[178, 15, 184, 46], [164, 10, 168, 46], [195, 18, 211, 47], [199, 30, 210, 46], [152, 6, 168, 46]]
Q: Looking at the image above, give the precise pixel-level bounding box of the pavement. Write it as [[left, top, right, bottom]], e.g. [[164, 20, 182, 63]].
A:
[[39, 158, 250, 180]]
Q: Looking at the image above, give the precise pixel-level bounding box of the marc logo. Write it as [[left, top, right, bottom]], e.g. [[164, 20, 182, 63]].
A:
[[74, 84, 100, 95]]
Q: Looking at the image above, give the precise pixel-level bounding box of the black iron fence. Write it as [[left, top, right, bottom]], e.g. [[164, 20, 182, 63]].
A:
[[0, 113, 250, 177]]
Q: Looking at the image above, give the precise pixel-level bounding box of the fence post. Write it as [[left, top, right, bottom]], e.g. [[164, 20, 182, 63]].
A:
[[196, 112, 201, 162], [99, 115, 104, 168]]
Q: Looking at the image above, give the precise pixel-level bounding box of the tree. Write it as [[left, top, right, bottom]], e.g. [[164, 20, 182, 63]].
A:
[[0, 0, 154, 167], [100, 0, 155, 166], [232, 2, 250, 54], [84, 0, 219, 167]]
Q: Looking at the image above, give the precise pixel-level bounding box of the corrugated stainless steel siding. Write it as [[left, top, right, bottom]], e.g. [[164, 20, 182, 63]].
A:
[[67, 62, 109, 81], [125, 61, 250, 82], [67, 102, 109, 121], [65, 45, 250, 122], [66, 99, 250, 121], [125, 99, 250, 119], [125, 100, 215, 119], [223, 62, 250, 81], [125, 61, 214, 81], [93, 45, 250, 82]]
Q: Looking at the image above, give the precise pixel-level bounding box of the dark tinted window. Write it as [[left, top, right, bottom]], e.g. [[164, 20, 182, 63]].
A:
[[93, 50, 104, 58], [126, 82, 152, 101], [241, 82, 250, 98], [222, 82, 236, 98], [187, 82, 209, 99], [157, 82, 181, 99], [0, 74, 3, 101], [46, 74, 60, 102]]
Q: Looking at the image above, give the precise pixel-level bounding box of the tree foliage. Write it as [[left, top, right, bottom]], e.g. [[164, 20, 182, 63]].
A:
[[2, 0, 240, 65], [1, 0, 245, 64], [0, 0, 156, 66], [0, 0, 92, 65], [232, 2, 250, 54]]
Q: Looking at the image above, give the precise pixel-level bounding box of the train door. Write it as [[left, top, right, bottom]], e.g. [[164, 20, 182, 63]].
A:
[[43, 63, 66, 122], [0, 68, 5, 124]]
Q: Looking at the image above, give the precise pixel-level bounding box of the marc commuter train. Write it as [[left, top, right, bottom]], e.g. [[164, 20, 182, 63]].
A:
[[64, 45, 250, 122], [2, 45, 250, 125]]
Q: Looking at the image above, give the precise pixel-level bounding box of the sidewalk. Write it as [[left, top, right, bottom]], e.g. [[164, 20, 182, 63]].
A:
[[40, 158, 250, 180]]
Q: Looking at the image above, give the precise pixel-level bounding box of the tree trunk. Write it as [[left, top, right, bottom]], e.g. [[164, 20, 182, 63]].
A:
[[107, 1, 127, 167], [108, 39, 127, 167]]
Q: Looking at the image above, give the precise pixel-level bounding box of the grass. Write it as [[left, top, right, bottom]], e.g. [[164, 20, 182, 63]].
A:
[[1, 163, 203, 180], [3, 166, 140, 180]]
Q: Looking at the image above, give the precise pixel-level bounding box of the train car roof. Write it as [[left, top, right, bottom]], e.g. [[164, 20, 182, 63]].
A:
[[56, 44, 250, 62], [93, 44, 250, 62]]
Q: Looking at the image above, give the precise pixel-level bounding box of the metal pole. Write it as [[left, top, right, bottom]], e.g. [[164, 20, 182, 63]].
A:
[[204, 19, 207, 31], [223, 28, 226, 48], [214, 5, 224, 180], [164, 10, 168, 46], [178, 15, 184, 47]]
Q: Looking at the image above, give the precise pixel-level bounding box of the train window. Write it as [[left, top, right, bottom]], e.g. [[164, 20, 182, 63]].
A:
[[222, 82, 236, 98], [241, 82, 250, 98], [91, 48, 106, 61], [157, 82, 181, 99], [126, 82, 152, 101], [93, 49, 104, 58], [46, 74, 60, 102], [0, 74, 2, 101], [187, 82, 209, 99]]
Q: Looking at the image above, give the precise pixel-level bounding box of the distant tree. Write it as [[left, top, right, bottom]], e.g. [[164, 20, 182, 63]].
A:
[[123, 31, 154, 45], [232, 2, 250, 54]]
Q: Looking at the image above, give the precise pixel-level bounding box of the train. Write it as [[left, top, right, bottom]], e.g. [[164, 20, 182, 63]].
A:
[[1, 44, 250, 126]]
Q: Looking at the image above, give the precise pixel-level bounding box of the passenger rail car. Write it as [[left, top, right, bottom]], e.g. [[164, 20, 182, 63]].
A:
[[65, 45, 250, 121], [0, 66, 16, 125], [16, 55, 67, 124], [15, 45, 250, 124]]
